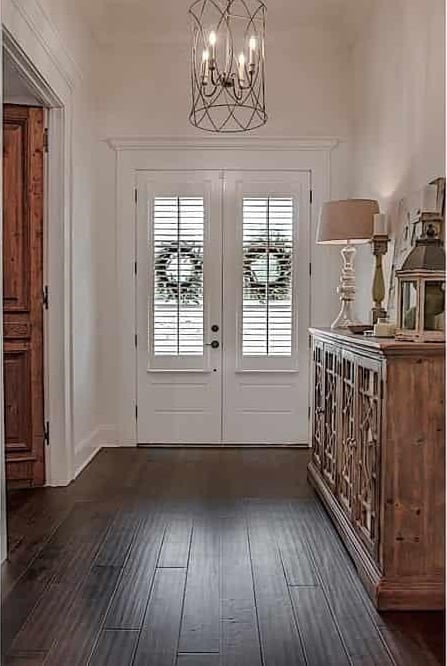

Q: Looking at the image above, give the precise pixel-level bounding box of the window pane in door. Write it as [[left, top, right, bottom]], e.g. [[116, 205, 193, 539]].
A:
[[152, 197, 204, 356], [242, 197, 294, 356]]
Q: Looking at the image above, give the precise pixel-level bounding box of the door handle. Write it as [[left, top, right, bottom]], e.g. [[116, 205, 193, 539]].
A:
[[206, 340, 220, 349]]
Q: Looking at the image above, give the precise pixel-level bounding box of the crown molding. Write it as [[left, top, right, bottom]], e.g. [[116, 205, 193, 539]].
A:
[[106, 136, 341, 153], [3, 0, 83, 89]]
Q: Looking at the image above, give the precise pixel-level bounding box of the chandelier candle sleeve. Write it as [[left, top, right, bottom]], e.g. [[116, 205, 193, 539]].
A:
[[209, 31, 216, 61], [238, 53, 246, 81], [202, 50, 210, 83], [249, 36, 256, 65]]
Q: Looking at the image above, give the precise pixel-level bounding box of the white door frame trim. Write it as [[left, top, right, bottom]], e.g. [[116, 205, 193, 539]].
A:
[[2, 2, 78, 486], [110, 137, 340, 447]]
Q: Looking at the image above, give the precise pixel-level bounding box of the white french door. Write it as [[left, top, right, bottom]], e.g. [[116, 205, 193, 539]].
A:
[[136, 170, 311, 444]]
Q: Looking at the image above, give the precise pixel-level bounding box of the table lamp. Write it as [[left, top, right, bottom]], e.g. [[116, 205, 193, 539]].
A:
[[317, 199, 379, 329]]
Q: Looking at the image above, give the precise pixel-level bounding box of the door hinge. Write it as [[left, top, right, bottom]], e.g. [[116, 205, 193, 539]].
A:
[[43, 285, 49, 310], [135, 404, 138, 420], [134, 334, 138, 348], [310, 189, 313, 204], [44, 421, 50, 446], [134, 261, 138, 275], [43, 128, 49, 153], [309, 262, 312, 277], [308, 334, 312, 349], [134, 188, 138, 204]]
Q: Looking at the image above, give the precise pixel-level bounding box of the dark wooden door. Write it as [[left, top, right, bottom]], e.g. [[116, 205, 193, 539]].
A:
[[3, 105, 45, 486]]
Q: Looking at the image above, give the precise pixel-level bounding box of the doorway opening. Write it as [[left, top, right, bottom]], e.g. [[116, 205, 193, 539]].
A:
[[1, 30, 73, 562], [135, 170, 311, 445], [3, 52, 48, 487]]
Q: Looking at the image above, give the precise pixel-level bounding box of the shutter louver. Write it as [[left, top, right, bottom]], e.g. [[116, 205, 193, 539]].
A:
[[242, 197, 294, 357], [152, 197, 204, 356]]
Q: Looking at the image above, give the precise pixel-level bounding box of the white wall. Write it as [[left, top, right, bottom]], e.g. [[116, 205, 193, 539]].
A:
[[3, 53, 43, 105], [37, 0, 110, 468], [350, 0, 445, 321]]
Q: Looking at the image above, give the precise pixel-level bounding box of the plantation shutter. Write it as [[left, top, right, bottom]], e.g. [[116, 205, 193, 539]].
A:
[[152, 196, 205, 357], [242, 197, 294, 357]]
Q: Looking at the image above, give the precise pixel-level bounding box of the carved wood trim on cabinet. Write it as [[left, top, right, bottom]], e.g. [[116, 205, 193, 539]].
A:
[[309, 328, 445, 610]]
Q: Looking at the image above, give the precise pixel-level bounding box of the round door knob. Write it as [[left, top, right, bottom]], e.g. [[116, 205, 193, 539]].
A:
[[207, 340, 220, 349], [211, 324, 219, 332]]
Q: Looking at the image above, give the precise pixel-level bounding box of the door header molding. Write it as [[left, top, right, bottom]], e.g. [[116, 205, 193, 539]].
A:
[[107, 136, 341, 153]]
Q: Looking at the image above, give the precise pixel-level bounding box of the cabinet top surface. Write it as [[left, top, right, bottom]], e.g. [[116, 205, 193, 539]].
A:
[[310, 328, 445, 357]]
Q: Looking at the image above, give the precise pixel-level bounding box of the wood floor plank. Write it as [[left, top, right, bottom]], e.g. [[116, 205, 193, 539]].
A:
[[274, 503, 318, 587], [10, 580, 80, 652], [292, 500, 395, 665], [2, 503, 112, 657], [157, 515, 193, 568], [43, 565, 122, 666], [246, 502, 306, 666], [88, 630, 139, 666], [290, 586, 350, 665], [178, 506, 221, 654], [94, 506, 143, 568], [221, 507, 262, 666], [2, 488, 73, 599], [177, 655, 221, 666], [133, 568, 186, 666], [104, 510, 166, 629], [2, 652, 47, 665]]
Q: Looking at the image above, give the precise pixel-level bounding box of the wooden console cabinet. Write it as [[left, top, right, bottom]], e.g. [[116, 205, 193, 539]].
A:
[[308, 328, 445, 610]]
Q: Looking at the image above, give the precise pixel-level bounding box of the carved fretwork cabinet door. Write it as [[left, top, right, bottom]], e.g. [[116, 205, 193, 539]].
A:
[[354, 357, 382, 558], [321, 344, 339, 492], [311, 339, 325, 472], [337, 350, 357, 521]]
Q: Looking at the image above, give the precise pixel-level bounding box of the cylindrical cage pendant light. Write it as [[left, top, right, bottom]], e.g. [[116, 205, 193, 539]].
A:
[[189, 0, 267, 132]]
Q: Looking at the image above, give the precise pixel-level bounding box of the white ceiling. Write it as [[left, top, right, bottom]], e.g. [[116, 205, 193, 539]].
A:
[[67, 0, 366, 46]]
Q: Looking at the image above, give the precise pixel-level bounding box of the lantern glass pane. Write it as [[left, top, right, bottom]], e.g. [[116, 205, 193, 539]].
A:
[[424, 280, 445, 331], [401, 281, 418, 330]]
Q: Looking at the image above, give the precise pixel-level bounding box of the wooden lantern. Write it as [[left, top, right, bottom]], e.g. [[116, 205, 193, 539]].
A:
[[396, 215, 445, 342]]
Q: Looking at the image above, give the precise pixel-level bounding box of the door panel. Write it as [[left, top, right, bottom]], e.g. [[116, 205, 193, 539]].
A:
[[136, 172, 223, 444], [3, 105, 45, 485], [223, 172, 311, 444]]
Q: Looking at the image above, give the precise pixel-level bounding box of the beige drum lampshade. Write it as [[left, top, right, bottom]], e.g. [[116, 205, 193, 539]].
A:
[[317, 199, 380, 245]]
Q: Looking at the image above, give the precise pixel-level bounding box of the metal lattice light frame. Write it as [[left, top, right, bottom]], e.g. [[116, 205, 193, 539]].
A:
[[189, 0, 267, 132]]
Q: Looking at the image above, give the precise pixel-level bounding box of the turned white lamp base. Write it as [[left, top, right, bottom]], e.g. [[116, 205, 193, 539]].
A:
[[331, 242, 360, 329]]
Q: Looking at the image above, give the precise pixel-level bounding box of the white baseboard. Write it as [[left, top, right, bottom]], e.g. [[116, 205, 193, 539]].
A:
[[64, 424, 124, 482], [74, 427, 102, 479]]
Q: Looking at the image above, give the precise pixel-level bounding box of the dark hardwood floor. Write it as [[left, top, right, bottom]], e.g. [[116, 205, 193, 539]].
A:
[[1, 448, 445, 665]]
